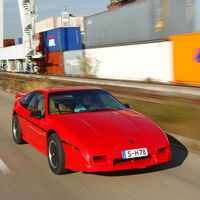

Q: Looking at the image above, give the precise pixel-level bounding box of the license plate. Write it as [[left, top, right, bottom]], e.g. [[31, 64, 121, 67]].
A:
[[122, 148, 148, 159]]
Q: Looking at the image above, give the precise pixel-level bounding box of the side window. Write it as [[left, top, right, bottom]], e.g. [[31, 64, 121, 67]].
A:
[[37, 94, 45, 116], [21, 92, 37, 109], [28, 94, 40, 111], [28, 93, 45, 117]]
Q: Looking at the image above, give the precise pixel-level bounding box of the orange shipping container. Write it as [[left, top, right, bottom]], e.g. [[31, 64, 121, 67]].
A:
[[38, 51, 64, 75], [170, 33, 200, 84]]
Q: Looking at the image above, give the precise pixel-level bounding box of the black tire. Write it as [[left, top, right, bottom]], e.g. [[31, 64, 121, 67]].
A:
[[47, 133, 68, 175], [12, 115, 26, 144]]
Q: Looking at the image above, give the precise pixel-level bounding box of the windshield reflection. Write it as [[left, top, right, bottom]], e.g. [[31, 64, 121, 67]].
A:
[[48, 89, 126, 114]]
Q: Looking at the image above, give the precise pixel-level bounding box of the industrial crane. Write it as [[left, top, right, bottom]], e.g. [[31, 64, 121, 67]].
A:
[[18, 0, 38, 72]]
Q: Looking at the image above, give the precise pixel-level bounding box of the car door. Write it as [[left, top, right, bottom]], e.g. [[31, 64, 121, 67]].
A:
[[19, 91, 38, 139], [23, 92, 48, 154]]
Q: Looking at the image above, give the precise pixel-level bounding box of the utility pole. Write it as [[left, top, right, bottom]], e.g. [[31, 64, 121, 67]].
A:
[[0, 0, 3, 48]]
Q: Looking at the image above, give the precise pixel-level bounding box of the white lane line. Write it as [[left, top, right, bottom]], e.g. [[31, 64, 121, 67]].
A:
[[0, 159, 11, 174]]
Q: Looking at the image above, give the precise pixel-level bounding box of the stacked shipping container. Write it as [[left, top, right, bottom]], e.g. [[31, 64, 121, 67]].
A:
[[37, 27, 82, 74], [62, 0, 200, 85], [84, 0, 197, 48], [63, 50, 83, 75], [170, 33, 200, 84], [41, 51, 64, 75], [62, 42, 173, 82], [43, 27, 81, 52], [35, 16, 62, 34], [2, 1, 199, 84], [35, 15, 85, 34]]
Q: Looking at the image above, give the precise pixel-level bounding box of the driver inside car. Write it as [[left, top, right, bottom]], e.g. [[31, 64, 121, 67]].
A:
[[74, 95, 93, 113]]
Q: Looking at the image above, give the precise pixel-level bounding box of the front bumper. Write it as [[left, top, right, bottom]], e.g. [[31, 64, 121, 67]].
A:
[[63, 143, 171, 172]]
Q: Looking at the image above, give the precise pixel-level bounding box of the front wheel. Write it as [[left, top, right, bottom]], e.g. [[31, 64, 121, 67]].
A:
[[47, 133, 68, 175], [12, 115, 26, 144]]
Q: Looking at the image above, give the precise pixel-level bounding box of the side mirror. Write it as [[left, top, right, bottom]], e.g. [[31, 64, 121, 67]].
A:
[[30, 111, 42, 119], [124, 104, 132, 109]]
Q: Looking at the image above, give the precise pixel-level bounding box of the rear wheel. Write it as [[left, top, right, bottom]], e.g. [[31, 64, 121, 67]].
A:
[[12, 115, 26, 144], [47, 133, 68, 174]]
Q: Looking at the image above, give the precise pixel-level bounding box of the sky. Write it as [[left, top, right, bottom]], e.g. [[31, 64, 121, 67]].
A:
[[3, 0, 200, 39], [3, 0, 110, 39]]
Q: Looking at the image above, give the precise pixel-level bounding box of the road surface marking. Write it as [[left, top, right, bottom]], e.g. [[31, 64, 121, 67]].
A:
[[0, 159, 11, 174]]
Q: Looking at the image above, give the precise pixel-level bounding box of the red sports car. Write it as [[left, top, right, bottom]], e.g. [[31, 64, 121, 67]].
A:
[[12, 87, 171, 174]]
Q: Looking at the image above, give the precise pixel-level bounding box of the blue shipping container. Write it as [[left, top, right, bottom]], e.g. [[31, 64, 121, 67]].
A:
[[43, 27, 82, 52], [18, 37, 23, 44]]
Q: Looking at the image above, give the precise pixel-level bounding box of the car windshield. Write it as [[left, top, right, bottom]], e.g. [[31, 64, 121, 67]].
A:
[[48, 89, 126, 114]]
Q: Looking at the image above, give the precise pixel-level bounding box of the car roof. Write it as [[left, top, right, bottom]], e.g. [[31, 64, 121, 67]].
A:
[[35, 86, 102, 94]]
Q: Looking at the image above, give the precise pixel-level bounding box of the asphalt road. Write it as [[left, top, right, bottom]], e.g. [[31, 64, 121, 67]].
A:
[[0, 90, 199, 200]]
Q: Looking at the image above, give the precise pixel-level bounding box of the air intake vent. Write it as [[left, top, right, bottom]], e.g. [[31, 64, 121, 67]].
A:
[[134, 155, 151, 161], [158, 147, 166, 154], [93, 156, 107, 163]]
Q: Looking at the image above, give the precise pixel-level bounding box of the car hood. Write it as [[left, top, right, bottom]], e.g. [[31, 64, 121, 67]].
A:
[[50, 109, 168, 151]]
